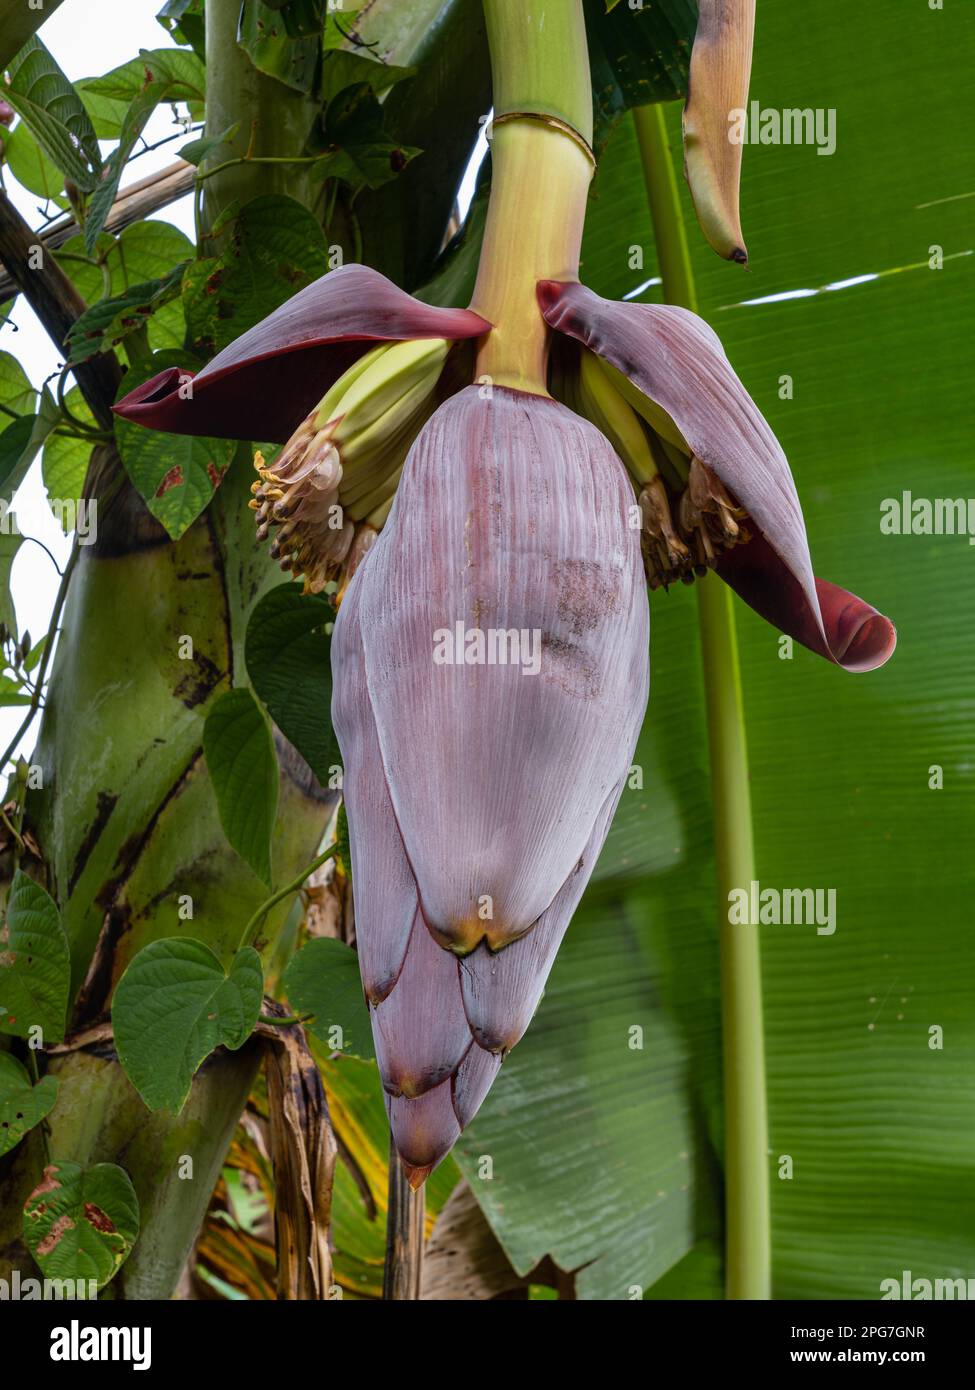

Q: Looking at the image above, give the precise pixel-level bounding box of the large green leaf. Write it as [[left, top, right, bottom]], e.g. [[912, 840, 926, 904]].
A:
[[78, 47, 205, 141], [0, 122, 70, 208], [4, 37, 102, 192], [583, 0, 696, 146], [0, 872, 71, 1045], [82, 50, 207, 252], [681, 0, 975, 1299], [238, 0, 322, 94], [245, 581, 339, 785], [55, 222, 194, 354], [311, 83, 421, 193], [156, 0, 206, 62], [66, 263, 187, 364], [114, 936, 264, 1113], [182, 195, 329, 357], [284, 937, 375, 1061], [203, 687, 280, 887]]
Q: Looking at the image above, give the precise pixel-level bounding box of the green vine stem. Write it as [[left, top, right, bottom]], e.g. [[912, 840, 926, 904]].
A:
[[238, 844, 338, 953], [633, 102, 770, 1300]]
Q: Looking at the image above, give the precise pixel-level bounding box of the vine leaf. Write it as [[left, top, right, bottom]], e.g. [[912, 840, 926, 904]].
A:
[[4, 37, 102, 192], [0, 872, 71, 1045], [41, 386, 95, 531], [113, 937, 264, 1113], [239, 0, 322, 94], [182, 195, 329, 357], [284, 937, 375, 1062], [0, 1053, 59, 1159], [0, 531, 24, 638], [0, 349, 37, 416], [245, 581, 339, 786], [80, 49, 206, 251], [66, 263, 188, 365], [114, 353, 235, 540], [312, 83, 421, 193], [156, 0, 207, 63], [0, 123, 70, 207], [203, 687, 280, 886], [0, 387, 60, 509], [178, 122, 239, 168], [23, 1160, 140, 1289]]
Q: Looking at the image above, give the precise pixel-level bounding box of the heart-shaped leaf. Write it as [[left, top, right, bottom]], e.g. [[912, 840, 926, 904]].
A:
[[245, 582, 340, 786], [0, 871, 71, 1044], [66, 263, 187, 365], [0, 1052, 59, 1158], [284, 937, 375, 1061], [203, 687, 279, 886], [23, 1161, 140, 1289], [4, 38, 102, 192], [182, 195, 329, 357], [113, 937, 264, 1113], [114, 353, 235, 540], [0, 388, 60, 507]]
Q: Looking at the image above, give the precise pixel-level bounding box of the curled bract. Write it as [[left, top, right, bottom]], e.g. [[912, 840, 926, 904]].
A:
[[540, 279, 896, 672], [112, 263, 489, 443]]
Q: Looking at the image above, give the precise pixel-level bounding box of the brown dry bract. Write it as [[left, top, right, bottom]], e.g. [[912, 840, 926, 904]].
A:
[[261, 1000, 338, 1300]]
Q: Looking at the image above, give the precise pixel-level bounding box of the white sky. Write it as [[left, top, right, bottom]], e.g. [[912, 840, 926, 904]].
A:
[[1, 0, 196, 760]]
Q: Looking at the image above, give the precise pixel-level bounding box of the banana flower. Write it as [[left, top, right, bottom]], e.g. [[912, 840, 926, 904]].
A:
[[115, 0, 894, 1186]]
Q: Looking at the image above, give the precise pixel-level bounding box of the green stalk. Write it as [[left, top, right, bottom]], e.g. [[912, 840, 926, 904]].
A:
[[203, 0, 320, 222], [471, 0, 594, 392], [482, 0, 593, 142], [633, 102, 770, 1300]]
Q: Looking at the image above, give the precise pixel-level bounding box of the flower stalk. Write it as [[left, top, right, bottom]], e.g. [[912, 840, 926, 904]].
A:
[[469, 0, 594, 393], [469, 122, 591, 393], [634, 100, 770, 1300]]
